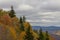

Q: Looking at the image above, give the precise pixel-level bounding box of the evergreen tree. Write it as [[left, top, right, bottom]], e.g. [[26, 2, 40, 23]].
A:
[[45, 31, 49, 40], [9, 6, 16, 18], [24, 25, 34, 40], [38, 28, 44, 40], [0, 9, 3, 16], [33, 30, 38, 34], [23, 16, 26, 22], [19, 17, 25, 31], [20, 17, 23, 23], [20, 23, 25, 31]]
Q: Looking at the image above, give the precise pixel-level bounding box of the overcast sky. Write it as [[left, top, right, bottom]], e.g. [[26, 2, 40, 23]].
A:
[[1, 0, 60, 26]]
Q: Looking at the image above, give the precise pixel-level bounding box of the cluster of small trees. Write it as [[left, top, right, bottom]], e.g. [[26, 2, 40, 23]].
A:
[[24, 25, 34, 40], [8, 6, 34, 40], [38, 28, 49, 40], [9, 6, 26, 31], [19, 16, 50, 40], [21, 26, 50, 40], [19, 16, 26, 31], [19, 16, 34, 40]]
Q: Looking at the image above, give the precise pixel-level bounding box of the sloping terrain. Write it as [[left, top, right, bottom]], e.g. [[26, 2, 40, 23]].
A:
[[0, 10, 55, 40]]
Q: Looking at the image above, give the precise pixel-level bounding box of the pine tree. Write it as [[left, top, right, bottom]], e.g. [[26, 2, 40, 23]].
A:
[[9, 6, 16, 18], [23, 16, 26, 23], [45, 31, 49, 40], [24, 25, 34, 40], [38, 28, 44, 40], [20, 17, 23, 23], [0, 9, 3, 16], [19, 17, 24, 31], [20, 23, 25, 31]]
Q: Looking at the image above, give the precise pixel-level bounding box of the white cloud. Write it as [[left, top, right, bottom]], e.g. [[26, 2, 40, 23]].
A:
[[26, 19, 40, 22], [3, 8, 10, 11], [0, 0, 17, 2], [38, 11, 60, 18], [26, 20, 33, 22], [38, 12, 52, 15], [41, 19, 53, 22], [42, 16, 55, 18], [18, 4, 34, 11]]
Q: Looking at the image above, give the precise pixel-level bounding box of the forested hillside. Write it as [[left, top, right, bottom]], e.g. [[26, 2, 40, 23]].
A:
[[0, 6, 55, 40]]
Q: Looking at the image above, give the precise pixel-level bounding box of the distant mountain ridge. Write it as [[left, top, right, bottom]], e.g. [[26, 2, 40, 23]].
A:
[[32, 26, 60, 27], [32, 26, 60, 33]]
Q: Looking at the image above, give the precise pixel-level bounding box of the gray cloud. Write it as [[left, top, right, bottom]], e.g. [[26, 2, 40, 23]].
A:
[[0, 0, 60, 26], [40, 0, 60, 12]]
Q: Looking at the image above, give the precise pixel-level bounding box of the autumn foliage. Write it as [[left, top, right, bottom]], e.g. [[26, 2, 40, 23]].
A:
[[0, 8, 55, 40]]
